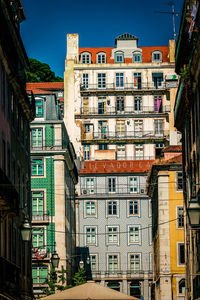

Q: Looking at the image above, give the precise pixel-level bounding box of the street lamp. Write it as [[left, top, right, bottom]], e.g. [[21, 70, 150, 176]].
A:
[[21, 218, 32, 241], [187, 197, 200, 227], [79, 260, 84, 269], [51, 250, 60, 268]]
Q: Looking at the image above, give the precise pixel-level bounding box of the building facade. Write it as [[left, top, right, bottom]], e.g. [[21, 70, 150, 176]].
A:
[[64, 33, 179, 298], [27, 83, 78, 296], [147, 147, 185, 300], [0, 1, 35, 299], [174, 1, 200, 299]]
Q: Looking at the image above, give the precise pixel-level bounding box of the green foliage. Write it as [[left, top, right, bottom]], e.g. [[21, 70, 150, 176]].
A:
[[26, 58, 63, 82], [73, 268, 86, 286]]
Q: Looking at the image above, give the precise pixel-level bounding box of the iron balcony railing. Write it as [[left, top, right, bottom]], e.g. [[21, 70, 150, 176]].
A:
[[32, 246, 50, 260], [90, 270, 153, 278], [30, 139, 68, 151], [80, 105, 171, 115], [85, 156, 155, 161], [81, 130, 169, 140], [80, 186, 147, 196], [80, 82, 168, 91], [32, 211, 49, 222], [32, 276, 48, 285]]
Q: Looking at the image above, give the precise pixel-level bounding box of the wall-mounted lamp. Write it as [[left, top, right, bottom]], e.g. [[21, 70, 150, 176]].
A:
[[127, 120, 130, 125], [187, 196, 200, 227], [21, 218, 32, 241], [51, 250, 60, 268]]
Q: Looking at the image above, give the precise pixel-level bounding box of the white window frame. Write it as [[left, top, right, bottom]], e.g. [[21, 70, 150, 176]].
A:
[[176, 206, 184, 229], [128, 225, 141, 245], [117, 144, 126, 160], [97, 52, 106, 64], [107, 254, 119, 274], [82, 73, 89, 89], [81, 52, 91, 64], [114, 51, 124, 63], [177, 242, 185, 266], [135, 144, 144, 160], [86, 178, 95, 194], [107, 226, 119, 245], [31, 127, 43, 148], [107, 200, 118, 216], [108, 177, 116, 193], [84, 145, 90, 161], [97, 73, 106, 89], [152, 51, 162, 62], [129, 176, 139, 193], [85, 200, 97, 217], [85, 226, 97, 245], [128, 200, 140, 216], [129, 253, 141, 273], [115, 73, 124, 88], [133, 51, 142, 63]]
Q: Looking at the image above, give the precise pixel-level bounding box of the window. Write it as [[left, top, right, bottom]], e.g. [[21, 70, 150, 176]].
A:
[[99, 143, 108, 150], [82, 96, 89, 113], [116, 120, 125, 137], [85, 201, 96, 216], [177, 243, 185, 265], [86, 178, 94, 194], [116, 96, 124, 113], [129, 200, 139, 216], [129, 226, 140, 244], [178, 279, 185, 294], [115, 52, 124, 63], [154, 95, 162, 112], [130, 254, 140, 272], [31, 128, 43, 148], [152, 51, 162, 62], [84, 145, 90, 160], [97, 52, 106, 64], [31, 158, 44, 176], [134, 120, 143, 137], [154, 119, 163, 136], [133, 51, 142, 62], [107, 227, 119, 244], [155, 142, 164, 159], [177, 172, 183, 191], [107, 201, 117, 215], [90, 255, 97, 272], [86, 227, 96, 245], [116, 73, 124, 88], [82, 74, 89, 89], [35, 99, 44, 117], [129, 177, 138, 193], [81, 52, 91, 64], [117, 144, 125, 159], [133, 73, 142, 89], [107, 282, 120, 291], [84, 124, 93, 133], [98, 120, 107, 138], [108, 255, 118, 273], [108, 178, 116, 193], [177, 206, 184, 228], [135, 144, 143, 160], [134, 96, 142, 111], [32, 265, 48, 284], [152, 73, 163, 88], [98, 96, 106, 114], [32, 228, 44, 248], [98, 73, 106, 89], [32, 191, 44, 217]]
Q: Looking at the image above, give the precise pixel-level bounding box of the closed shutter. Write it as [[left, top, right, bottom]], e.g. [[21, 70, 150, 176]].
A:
[[39, 266, 48, 283]]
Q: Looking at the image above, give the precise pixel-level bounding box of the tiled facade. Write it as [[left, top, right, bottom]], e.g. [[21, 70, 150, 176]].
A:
[[27, 87, 78, 296], [64, 33, 179, 299]]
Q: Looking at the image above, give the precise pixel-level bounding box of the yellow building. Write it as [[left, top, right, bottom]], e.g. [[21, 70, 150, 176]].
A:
[[147, 146, 185, 300]]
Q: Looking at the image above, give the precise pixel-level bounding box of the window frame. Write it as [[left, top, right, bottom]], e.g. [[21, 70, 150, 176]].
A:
[[35, 98, 44, 118], [128, 200, 140, 217], [176, 171, 183, 191], [128, 225, 141, 245], [115, 73, 124, 88], [86, 177, 95, 194], [31, 157, 44, 176], [133, 51, 142, 63], [81, 52, 91, 64], [97, 73, 106, 89], [107, 254, 119, 274], [108, 177, 116, 193], [114, 51, 124, 63], [85, 226, 97, 246], [129, 176, 139, 194], [176, 206, 184, 229], [178, 278, 185, 295], [106, 226, 119, 245], [85, 200, 97, 217], [89, 254, 98, 273], [129, 253, 141, 273], [107, 200, 118, 216], [152, 51, 162, 62], [82, 73, 89, 89], [31, 127, 43, 149], [97, 52, 106, 64], [177, 242, 185, 266]]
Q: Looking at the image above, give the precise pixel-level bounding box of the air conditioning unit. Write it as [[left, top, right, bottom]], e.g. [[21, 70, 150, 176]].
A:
[[140, 189, 145, 194]]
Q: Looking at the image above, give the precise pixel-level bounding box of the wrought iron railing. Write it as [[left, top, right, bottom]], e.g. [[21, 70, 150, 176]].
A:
[[30, 139, 68, 151], [32, 212, 49, 222], [80, 186, 147, 196], [80, 105, 171, 115], [80, 82, 168, 91], [32, 246, 50, 260]]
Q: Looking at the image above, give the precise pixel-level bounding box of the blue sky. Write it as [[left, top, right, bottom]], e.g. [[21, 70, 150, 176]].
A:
[[21, 0, 184, 78]]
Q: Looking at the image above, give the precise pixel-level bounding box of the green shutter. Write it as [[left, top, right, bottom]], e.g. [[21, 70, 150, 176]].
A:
[[47, 223, 55, 253], [39, 266, 48, 283], [32, 267, 37, 283], [45, 125, 55, 147]]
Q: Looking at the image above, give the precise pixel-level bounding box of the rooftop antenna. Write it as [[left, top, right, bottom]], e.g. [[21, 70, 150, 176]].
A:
[[155, 1, 179, 41]]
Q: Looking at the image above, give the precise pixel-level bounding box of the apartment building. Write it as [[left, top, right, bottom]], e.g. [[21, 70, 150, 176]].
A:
[[147, 146, 185, 300], [64, 33, 179, 298], [0, 1, 35, 299], [27, 83, 78, 296]]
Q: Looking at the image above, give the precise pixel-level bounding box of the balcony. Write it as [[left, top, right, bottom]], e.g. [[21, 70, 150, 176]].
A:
[[81, 130, 169, 143], [90, 270, 152, 280], [80, 82, 169, 94], [80, 186, 147, 196], [78, 105, 171, 117], [32, 246, 50, 260], [32, 212, 49, 223], [31, 139, 68, 152]]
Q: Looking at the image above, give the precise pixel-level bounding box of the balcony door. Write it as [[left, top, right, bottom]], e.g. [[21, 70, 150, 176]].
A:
[[32, 191, 44, 217], [98, 121, 107, 138], [154, 95, 162, 112], [154, 119, 163, 136], [133, 73, 142, 89], [134, 120, 143, 137], [134, 96, 142, 112], [116, 120, 125, 137], [98, 96, 106, 114], [116, 96, 124, 113]]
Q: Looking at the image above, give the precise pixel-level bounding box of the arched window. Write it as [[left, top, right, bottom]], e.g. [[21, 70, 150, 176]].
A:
[[152, 50, 162, 62], [114, 51, 124, 63], [179, 279, 185, 294], [81, 52, 91, 64], [97, 52, 106, 63], [133, 51, 142, 62]]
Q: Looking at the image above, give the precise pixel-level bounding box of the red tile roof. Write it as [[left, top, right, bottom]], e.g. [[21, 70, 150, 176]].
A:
[[26, 82, 64, 94], [79, 46, 169, 64], [162, 145, 182, 152]]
